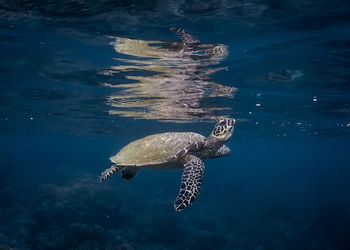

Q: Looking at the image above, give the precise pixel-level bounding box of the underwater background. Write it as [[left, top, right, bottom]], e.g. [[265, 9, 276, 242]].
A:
[[1, 0, 350, 249]]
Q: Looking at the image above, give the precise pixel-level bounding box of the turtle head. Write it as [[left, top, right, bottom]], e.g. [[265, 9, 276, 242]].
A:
[[210, 118, 235, 142]]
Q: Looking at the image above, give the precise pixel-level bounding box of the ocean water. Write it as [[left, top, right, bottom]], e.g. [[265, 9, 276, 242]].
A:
[[1, 0, 350, 249]]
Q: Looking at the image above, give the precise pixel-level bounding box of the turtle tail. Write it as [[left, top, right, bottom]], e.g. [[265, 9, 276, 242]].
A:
[[98, 165, 122, 182]]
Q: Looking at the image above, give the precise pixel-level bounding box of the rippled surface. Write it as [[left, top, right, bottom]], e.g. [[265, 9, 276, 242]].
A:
[[1, 0, 350, 249], [104, 35, 234, 122]]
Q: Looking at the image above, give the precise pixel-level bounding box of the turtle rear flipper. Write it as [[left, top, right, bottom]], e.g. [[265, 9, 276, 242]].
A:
[[121, 167, 139, 180], [98, 165, 122, 182], [174, 155, 204, 211]]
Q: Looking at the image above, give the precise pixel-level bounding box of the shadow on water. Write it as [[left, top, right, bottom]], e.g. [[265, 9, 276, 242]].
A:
[[102, 28, 236, 122]]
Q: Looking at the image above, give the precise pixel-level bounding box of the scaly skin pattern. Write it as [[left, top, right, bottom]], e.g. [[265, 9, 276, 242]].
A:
[[174, 155, 204, 211], [99, 165, 122, 182], [170, 27, 200, 44], [171, 118, 235, 210], [99, 118, 235, 211]]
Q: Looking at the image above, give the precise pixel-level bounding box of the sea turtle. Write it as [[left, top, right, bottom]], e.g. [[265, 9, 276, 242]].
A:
[[99, 118, 235, 211]]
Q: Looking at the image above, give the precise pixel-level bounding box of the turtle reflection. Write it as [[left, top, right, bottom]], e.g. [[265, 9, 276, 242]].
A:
[[102, 28, 236, 122]]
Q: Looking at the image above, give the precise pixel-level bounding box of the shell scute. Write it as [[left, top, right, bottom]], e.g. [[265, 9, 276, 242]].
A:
[[110, 132, 205, 166]]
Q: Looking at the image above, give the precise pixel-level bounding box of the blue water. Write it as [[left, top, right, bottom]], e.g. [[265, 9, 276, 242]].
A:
[[1, 0, 350, 249]]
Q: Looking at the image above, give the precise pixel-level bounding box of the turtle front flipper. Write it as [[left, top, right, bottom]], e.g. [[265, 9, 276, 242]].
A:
[[166, 139, 205, 162], [212, 145, 231, 158], [174, 155, 204, 211], [170, 27, 200, 45], [98, 165, 122, 182]]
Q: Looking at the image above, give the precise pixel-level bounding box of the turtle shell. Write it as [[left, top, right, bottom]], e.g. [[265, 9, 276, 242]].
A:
[[110, 132, 205, 166]]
